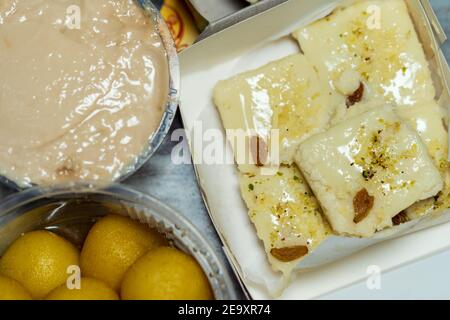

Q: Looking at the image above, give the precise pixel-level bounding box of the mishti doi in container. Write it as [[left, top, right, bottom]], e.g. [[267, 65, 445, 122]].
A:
[[0, 0, 179, 188]]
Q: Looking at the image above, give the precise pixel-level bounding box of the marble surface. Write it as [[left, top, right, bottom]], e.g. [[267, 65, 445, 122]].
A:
[[0, 0, 448, 300]]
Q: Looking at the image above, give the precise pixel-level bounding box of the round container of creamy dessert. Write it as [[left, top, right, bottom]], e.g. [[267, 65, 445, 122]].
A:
[[0, 0, 179, 188], [0, 184, 238, 300]]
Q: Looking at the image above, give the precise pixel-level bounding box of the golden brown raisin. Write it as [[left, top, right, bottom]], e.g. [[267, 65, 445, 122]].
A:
[[270, 246, 309, 262], [250, 135, 268, 167], [392, 211, 409, 226], [353, 188, 374, 223], [346, 82, 364, 108]]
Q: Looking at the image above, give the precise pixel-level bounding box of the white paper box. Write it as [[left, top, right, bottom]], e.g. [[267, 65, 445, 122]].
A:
[[179, 0, 450, 299]]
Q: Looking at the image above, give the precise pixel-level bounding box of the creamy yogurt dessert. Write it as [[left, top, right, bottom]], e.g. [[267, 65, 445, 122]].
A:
[[0, 0, 169, 187]]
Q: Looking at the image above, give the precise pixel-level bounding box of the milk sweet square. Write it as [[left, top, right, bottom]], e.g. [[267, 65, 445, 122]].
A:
[[239, 165, 330, 275], [292, 0, 435, 109], [213, 54, 331, 171], [214, 54, 332, 274], [0, 0, 169, 187], [396, 101, 448, 173], [295, 106, 443, 237], [332, 100, 448, 174]]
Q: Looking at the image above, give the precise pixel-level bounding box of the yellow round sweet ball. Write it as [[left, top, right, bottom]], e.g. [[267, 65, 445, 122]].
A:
[[121, 247, 213, 300], [80, 214, 167, 291], [0, 230, 80, 299], [46, 277, 119, 300], [0, 275, 32, 300]]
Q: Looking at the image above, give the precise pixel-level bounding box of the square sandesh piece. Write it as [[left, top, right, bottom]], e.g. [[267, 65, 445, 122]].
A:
[[295, 105, 443, 237]]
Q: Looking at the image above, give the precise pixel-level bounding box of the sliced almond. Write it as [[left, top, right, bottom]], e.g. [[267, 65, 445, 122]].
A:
[[353, 188, 374, 223], [346, 82, 364, 108], [270, 245, 309, 262], [250, 135, 268, 167]]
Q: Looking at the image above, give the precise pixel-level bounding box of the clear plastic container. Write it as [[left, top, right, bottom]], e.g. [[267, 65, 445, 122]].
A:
[[0, 184, 237, 300]]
